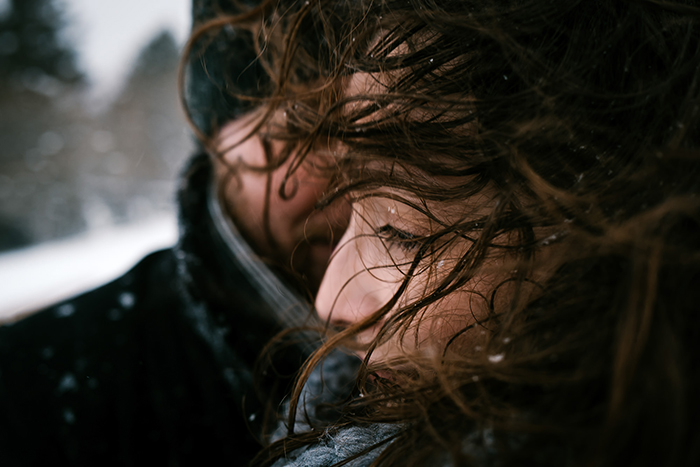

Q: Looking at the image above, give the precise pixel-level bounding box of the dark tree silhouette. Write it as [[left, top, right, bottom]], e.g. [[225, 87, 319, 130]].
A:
[[0, 0, 81, 83]]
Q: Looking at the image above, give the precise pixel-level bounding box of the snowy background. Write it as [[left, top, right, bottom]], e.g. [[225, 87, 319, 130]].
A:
[[59, 0, 191, 109], [0, 0, 193, 319]]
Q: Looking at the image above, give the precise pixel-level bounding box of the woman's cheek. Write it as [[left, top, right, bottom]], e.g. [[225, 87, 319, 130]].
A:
[[388, 253, 494, 354]]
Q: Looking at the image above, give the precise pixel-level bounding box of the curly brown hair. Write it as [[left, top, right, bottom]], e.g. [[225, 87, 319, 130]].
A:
[[182, 1, 700, 466]]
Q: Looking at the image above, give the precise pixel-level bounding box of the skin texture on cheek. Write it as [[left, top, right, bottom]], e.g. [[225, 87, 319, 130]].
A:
[[315, 195, 492, 364]]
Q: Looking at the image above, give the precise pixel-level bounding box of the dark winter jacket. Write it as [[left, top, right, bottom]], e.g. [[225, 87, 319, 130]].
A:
[[0, 154, 317, 466]]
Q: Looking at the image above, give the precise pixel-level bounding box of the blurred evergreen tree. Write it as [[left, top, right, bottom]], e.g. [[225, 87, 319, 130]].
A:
[[0, 0, 81, 83], [132, 30, 180, 78]]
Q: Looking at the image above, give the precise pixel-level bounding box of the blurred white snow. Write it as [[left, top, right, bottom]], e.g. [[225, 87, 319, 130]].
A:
[[0, 214, 178, 321]]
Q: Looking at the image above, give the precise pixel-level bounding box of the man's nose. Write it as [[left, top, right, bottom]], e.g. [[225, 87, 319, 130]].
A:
[[314, 222, 395, 328]]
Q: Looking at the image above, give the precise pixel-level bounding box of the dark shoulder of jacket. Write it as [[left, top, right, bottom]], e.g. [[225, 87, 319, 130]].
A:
[[0, 249, 259, 466]]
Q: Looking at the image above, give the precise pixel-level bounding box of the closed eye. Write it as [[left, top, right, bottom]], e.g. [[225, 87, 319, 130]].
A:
[[376, 224, 421, 252]]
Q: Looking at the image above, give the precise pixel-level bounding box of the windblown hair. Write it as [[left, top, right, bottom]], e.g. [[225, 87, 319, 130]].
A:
[[183, 1, 700, 466]]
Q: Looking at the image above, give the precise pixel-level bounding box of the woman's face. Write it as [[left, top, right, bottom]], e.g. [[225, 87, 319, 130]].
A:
[[313, 72, 493, 363], [315, 190, 498, 364]]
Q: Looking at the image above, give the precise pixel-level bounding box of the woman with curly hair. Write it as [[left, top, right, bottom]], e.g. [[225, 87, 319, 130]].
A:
[[1, 1, 698, 466]]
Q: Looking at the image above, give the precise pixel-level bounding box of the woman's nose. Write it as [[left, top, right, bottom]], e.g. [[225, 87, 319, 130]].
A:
[[314, 220, 396, 327]]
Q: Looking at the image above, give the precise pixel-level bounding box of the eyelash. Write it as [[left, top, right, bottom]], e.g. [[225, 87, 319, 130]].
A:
[[376, 225, 421, 252]]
